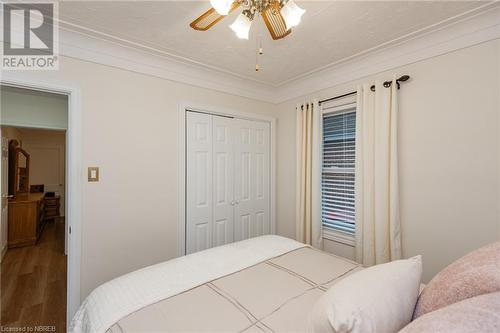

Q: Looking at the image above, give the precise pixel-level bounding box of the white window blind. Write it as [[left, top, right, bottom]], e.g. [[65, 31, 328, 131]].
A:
[[322, 106, 356, 234]]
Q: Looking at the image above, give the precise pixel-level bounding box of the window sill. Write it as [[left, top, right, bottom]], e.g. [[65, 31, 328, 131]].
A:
[[323, 228, 355, 247]]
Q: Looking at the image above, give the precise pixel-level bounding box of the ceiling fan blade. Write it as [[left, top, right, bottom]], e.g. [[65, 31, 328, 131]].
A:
[[262, 5, 291, 40], [190, 2, 240, 31]]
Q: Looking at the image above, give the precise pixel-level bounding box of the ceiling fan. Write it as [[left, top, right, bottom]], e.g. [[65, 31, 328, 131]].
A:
[[190, 0, 306, 40]]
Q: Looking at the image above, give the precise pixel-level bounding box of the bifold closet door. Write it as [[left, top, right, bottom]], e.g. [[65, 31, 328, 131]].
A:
[[186, 112, 270, 254], [186, 112, 213, 254], [186, 112, 235, 254], [233, 119, 270, 241], [212, 116, 235, 247]]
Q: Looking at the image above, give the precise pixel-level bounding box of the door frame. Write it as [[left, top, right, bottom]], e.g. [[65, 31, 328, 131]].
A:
[[0, 137, 9, 261], [177, 102, 277, 256], [0, 74, 82, 326]]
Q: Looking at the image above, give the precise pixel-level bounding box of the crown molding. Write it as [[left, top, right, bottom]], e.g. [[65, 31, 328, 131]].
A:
[[58, 27, 277, 103], [57, 18, 274, 87], [274, 4, 500, 103], [54, 4, 500, 105], [277, 2, 497, 86]]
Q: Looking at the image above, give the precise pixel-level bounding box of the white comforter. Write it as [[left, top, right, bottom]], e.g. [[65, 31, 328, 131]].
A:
[[70, 235, 305, 333]]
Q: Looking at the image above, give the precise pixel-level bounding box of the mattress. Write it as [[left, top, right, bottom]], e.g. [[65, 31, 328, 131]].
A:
[[105, 246, 362, 332]]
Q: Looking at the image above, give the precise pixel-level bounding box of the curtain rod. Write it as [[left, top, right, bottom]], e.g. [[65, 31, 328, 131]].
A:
[[318, 75, 410, 105]]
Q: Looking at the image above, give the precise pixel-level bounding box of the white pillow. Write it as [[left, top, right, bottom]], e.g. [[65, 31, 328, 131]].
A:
[[308, 256, 422, 333]]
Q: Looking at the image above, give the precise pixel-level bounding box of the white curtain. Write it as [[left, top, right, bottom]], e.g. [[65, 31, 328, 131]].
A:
[[296, 100, 323, 248], [355, 79, 402, 266]]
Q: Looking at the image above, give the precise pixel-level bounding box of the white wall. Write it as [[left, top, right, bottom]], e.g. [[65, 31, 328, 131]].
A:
[[2, 55, 276, 299], [1, 86, 68, 130], [275, 39, 500, 282], [19, 128, 66, 215]]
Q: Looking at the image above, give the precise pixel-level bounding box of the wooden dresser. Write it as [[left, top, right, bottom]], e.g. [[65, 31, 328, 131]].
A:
[[8, 193, 45, 248]]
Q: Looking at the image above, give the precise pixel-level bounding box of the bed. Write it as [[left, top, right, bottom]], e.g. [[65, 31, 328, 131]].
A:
[[70, 235, 363, 333], [71, 236, 500, 333]]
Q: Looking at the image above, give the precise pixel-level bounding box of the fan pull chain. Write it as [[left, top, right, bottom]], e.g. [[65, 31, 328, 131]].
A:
[[256, 31, 263, 71]]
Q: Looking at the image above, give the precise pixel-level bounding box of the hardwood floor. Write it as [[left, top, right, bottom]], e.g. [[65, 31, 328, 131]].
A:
[[1, 218, 67, 332]]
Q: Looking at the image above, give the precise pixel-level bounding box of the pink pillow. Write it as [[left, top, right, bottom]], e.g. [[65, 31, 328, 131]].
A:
[[400, 292, 500, 333], [413, 241, 500, 318]]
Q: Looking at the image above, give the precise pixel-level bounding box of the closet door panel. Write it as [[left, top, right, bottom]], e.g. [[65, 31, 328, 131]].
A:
[[234, 119, 270, 241], [186, 112, 213, 254], [212, 116, 234, 247], [254, 122, 270, 235]]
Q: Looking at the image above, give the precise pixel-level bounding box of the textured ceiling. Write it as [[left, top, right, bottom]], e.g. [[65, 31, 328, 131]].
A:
[[58, 1, 489, 85]]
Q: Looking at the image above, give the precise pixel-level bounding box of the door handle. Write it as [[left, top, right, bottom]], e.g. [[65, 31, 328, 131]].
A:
[[2, 195, 13, 199]]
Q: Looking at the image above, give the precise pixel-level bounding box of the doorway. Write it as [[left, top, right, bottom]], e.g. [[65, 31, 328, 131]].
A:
[[0, 86, 69, 332]]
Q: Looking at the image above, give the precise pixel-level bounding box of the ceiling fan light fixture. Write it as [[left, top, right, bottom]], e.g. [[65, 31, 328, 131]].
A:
[[230, 13, 252, 39], [210, 0, 233, 15], [280, 0, 305, 30]]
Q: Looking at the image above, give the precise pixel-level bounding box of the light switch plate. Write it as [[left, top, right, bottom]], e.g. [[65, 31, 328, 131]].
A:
[[88, 167, 99, 182]]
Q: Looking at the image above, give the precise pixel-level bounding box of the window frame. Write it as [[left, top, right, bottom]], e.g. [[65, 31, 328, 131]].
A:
[[321, 99, 357, 242]]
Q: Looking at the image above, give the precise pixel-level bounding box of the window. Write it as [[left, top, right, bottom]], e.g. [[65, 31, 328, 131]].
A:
[[322, 104, 356, 234]]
